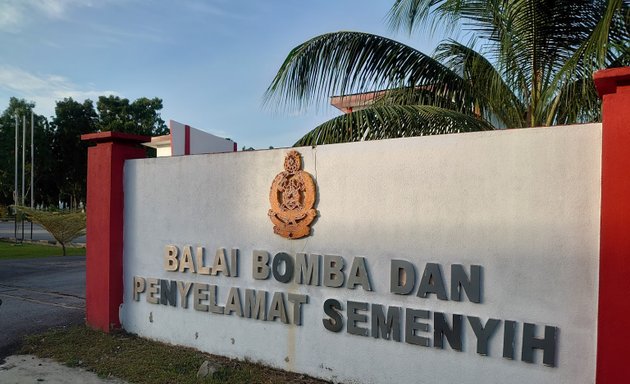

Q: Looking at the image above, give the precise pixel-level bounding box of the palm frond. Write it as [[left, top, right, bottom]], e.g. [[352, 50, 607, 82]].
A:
[[371, 86, 471, 112], [294, 105, 493, 146], [435, 39, 526, 127], [264, 31, 469, 112], [387, 0, 490, 35], [539, 1, 628, 125], [387, 0, 438, 34], [269, 0, 627, 144], [543, 77, 601, 126]]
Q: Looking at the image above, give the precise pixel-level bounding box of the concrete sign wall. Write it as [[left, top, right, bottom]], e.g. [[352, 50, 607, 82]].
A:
[[120, 124, 601, 384]]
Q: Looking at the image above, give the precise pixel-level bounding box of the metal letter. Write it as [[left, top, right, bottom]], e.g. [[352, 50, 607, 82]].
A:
[[209, 285, 224, 314], [390, 260, 415, 295], [323, 255, 345, 288], [503, 320, 517, 360], [252, 250, 270, 280], [347, 257, 373, 291], [179, 245, 195, 273], [371, 304, 401, 341], [405, 308, 430, 347], [244, 289, 267, 320], [451, 264, 482, 303], [417, 263, 448, 300], [212, 248, 230, 276], [295, 253, 320, 285], [467, 316, 501, 356], [272, 252, 294, 283], [225, 287, 243, 317], [268, 292, 289, 324], [521, 323, 558, 367], [177, 281, 192, 309], [288, 293, 309, 325], [347, 301, 369, 337], [433, 312, 463, 351], [160, 279, 177, 307], [195, 246, 211, 275], [146, 278, 160, 304], [230, 249, 239, 277], [322, 298, 343, 333], [133, 276, 145, 301], [193, 283, 209, 312], [164, 245, 179, 271]]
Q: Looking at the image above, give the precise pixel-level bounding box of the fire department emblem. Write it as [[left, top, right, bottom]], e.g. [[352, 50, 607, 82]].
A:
[[268, 150, 317, 239]]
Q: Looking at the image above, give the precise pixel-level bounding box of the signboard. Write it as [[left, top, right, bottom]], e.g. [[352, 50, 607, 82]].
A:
[[121, 124, 601, 383]]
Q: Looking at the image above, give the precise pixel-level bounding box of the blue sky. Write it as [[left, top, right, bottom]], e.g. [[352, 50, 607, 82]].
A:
[[0, 0, 441, 148]]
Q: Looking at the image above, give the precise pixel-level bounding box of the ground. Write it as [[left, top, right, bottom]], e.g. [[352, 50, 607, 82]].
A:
[[0, 245, 329, 383], [0, 256, 85, 360]]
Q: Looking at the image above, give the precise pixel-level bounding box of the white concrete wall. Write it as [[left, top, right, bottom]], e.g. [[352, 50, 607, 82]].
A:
[[169, 120, 186, 156], [121, 124, 602, 384]]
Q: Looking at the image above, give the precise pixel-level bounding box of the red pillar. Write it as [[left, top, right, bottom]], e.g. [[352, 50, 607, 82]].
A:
[[81, 132, 150, 332], [594, 67, 630, 383]]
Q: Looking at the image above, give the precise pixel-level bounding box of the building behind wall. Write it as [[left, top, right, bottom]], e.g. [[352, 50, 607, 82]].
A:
[[143, 120, 237, 157]]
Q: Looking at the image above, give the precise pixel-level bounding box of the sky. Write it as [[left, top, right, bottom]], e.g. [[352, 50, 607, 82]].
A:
[[0, 0, 442, 149]]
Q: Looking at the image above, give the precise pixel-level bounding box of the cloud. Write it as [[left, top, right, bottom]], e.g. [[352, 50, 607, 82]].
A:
[[0, 0, 107, 32], [0, 66, 118, 117], [87, 22, 170, 45], [182, 0, 259, 21]]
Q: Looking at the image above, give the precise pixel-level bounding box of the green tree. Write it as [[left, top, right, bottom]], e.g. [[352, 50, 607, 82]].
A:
[[50, 98, 99, 208], [97, 95, 168, 136], [0, 98, 53, 207], [31, 113, 57, 207], [16, 206, 86, 256], [266, 0, 630, 145], [1, 94, 168, 209]]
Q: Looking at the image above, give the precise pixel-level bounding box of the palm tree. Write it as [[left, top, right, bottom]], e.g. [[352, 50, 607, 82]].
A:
[[265, 0, 629, 146]]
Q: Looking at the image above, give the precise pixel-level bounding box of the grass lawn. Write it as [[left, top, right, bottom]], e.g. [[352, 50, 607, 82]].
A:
[[0, 240, 85, 259], [21, 325, 329, 384]]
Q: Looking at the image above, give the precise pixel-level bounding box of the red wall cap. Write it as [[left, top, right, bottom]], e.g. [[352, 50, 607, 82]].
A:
[[593, 67, 630, 97], [81, 131, 151, 144]]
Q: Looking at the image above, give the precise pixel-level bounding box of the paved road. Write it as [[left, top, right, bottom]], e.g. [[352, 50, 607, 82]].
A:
[[0, 220, 86, 244], [0, 256, 86, 361]]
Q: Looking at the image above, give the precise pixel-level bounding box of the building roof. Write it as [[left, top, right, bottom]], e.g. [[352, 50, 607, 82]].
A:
[[330, 90, 388, 113]]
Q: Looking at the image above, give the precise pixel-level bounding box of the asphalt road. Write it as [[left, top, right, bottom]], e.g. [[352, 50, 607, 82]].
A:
[[0, 256, 86, 362], [0, 220, 86, 244]]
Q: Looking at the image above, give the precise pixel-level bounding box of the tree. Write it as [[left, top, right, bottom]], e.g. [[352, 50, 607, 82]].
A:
[[31, 113, 57, 207], [97, 95, 168, 136], [0, 98, 53, 207], [50, 98, 99, 209], [0, 94, 167, 208], [16, 206, 86, 256], [265, 0, 630, 145]]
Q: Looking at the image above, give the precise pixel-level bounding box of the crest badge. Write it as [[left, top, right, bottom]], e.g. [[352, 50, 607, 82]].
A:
[[268, 150, 317, 239]]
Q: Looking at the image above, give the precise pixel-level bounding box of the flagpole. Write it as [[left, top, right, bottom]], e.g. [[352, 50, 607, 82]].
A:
[[14, 114, 18, 243], [21, 115, 26, 241], [31, 111, 35, 239], [30, 111, 34, 208]]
